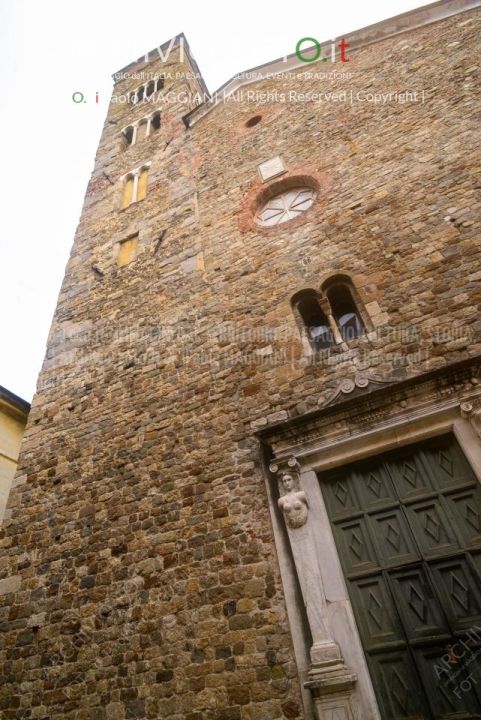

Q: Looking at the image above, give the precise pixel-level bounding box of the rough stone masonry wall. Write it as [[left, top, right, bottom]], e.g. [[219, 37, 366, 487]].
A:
[[1, 8, 481, 720]]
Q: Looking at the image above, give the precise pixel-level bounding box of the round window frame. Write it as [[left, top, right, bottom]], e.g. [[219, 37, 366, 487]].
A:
[[254, 185, 317, 227], [252, 175, 320, 230]]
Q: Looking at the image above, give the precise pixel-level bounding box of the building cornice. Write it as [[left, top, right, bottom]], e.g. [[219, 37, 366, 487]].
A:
[[0, 386, 30, 419], [183, 0, 481, 127]]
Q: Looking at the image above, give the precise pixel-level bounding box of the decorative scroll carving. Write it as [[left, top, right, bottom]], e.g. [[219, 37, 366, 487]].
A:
[[318, 372, 393, 409]]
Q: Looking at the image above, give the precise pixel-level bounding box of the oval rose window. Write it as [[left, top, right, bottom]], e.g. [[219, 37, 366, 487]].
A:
[[255, 187, 316, 227]]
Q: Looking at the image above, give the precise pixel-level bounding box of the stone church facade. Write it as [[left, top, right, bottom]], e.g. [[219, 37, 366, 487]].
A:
[[1, 1, 481, 718]]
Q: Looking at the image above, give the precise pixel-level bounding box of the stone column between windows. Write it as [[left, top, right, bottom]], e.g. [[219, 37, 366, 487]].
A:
[[319, 298, 343, 345], [132, 173, 139, 203]]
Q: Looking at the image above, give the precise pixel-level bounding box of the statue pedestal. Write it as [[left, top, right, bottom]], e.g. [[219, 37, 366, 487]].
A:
[[304, 652, 357, 720]]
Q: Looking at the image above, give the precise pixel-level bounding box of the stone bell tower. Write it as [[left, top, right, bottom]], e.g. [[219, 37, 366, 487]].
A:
[[2, 3, 481, 719]]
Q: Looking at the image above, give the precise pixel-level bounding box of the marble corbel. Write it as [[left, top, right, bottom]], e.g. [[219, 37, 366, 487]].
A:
[[270, 457, 357, 717]]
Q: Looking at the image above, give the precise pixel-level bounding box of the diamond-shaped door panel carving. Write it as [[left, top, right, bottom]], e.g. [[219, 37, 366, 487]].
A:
[[447, 487, 481, 548], [355, 464, 397, 510], [333, 518, 379, 575], [406, 499, 460, 557], [370, 651, 431, 719], [386, 454, 432, 500], [431, 558, 481, 630], [390, 567, 450, 642], [322, 473, 360, 520], [335, 481, 349, 505], [438, 449, 454, 477], [320, 434, 481, 718], [401, 461, 418, 487], [407, 582, 426, 621], [389, 667, 411, 716], [367, 472, 383, 497], [351, 576, 403, 649], [414, 644, 481, 717], [422, 436, 475, 490], [370, 509, 418, 567]]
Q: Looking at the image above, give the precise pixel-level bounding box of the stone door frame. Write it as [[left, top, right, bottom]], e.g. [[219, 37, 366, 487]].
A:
[[258, 362, 481, 719]]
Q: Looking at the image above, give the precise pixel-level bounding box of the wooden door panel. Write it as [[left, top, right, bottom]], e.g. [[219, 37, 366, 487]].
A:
[[370, 508, 419, 567], [414, 644, 481, 719], [405, 499, 462, 558], [386, 454, 435, 502], [322, 472, 361, 521], [421, 440, 476, 492], [445, 488, 481, 549], [429, 557, 481, 631], [350, 574, 405, 651], [368, 650, 431, 719], [332, 517, 380, 576], [388, 566, 450, 643], [320, 435, 481, 719], [354, 463, 398, 511]]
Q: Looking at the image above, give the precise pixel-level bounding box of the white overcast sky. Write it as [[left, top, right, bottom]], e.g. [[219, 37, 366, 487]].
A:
[[0, 0, 435, 402]]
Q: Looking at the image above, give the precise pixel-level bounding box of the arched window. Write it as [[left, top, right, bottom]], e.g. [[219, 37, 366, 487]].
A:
[[122, 174, 134, 209], [292, 291, 333, 352], [122, 113, 160, 149], [122, 126, 135, 149], [130, 78, 164, 106], [325, 281, 365, 341], [137, 118, 149, 142], [137, 166, 149, 201], [292, 277, 368, 353], [121, 164, 150, 208]]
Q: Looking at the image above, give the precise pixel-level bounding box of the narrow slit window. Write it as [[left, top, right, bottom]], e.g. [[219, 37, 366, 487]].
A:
[[151, 112, 161, 131]]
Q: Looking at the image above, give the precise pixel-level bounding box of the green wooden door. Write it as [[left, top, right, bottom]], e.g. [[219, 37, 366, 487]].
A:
[[321, 434, 481, 719]]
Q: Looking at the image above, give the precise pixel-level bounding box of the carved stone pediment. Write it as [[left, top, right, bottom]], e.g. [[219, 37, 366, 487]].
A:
[[259, 359, 481, 463], [317, 372, 394, 409]]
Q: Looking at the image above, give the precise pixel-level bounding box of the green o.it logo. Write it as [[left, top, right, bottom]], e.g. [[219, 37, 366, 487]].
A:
[[295, 37, 321, 63]]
